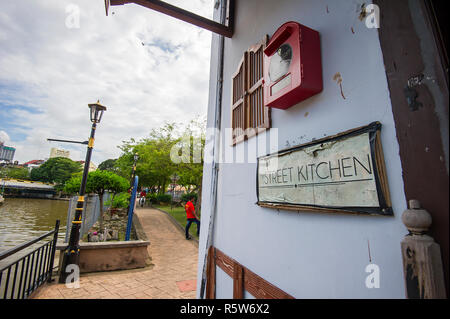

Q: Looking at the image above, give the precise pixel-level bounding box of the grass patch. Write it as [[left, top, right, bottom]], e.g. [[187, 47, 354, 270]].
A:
[[154, 204, 200, 240]]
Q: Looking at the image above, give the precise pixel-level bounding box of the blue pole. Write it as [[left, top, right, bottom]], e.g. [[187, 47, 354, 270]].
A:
[[125, 175, 138, 241]]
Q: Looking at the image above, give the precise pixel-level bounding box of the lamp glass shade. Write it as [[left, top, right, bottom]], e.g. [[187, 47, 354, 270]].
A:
[[88, 102, 107, 123]]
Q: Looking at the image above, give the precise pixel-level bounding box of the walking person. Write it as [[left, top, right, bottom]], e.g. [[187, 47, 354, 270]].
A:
[[184, 196, 200, 240], [139, 190, 146, 207]]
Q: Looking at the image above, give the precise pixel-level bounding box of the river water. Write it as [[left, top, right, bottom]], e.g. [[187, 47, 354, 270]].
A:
[[0, 198, 69, 253]]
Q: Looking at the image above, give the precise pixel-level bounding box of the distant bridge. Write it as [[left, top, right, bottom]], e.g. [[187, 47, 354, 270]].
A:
[[1, 179, 55, 198]]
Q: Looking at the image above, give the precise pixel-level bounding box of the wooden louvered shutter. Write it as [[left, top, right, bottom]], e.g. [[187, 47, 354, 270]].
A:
[[246, 36, 270, 139], [231, 37, 270, 146], [231, 52, 247, 145]]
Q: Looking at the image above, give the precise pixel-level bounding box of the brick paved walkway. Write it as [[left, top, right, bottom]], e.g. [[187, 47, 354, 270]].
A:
[[32, 208, 198, 299]]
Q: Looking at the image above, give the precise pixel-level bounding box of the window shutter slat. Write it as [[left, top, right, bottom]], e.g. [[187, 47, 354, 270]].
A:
[[231, 37, 270, 145], [231, 53, 247, 144], [247, 37, 271, 135]]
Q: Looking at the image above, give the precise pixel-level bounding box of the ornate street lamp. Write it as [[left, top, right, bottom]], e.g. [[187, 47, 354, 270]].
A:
[[124, 152, 139, 216], [125, 153, 139, 239], [59, 101, 106, 283], [130, 152, 139, 195], [89, 101, 106, 123], [170, 173, 179, 210], [131, 152, 139, 185]]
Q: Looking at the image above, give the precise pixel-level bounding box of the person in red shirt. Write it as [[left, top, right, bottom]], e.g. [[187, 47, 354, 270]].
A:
[[139, 190, 146, 207], [184, 197, 200, 240]]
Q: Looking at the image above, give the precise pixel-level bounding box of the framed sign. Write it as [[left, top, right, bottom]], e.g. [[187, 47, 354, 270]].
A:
[[257, 122, 393, 215]]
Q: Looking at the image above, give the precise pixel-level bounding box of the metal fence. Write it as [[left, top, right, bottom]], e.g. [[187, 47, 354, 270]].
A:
[[64, 195, 101, 243], [0, 220, 59, 299], [102, 191, 112, 210], [166, 190, 185, 201]]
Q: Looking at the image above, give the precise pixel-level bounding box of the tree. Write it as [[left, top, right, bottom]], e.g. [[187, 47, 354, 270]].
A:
[[64, 170, 129, 229], [0, 166, 30, 180], [114, 119, 206, 213], [98, 159, 118, 172], [172, 118, 206, 213], [31, 157, 82, 190], [116, 122, 180, 193]]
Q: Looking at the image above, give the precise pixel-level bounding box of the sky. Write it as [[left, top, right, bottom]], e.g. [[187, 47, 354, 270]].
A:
[[0, 0, 213, 166]]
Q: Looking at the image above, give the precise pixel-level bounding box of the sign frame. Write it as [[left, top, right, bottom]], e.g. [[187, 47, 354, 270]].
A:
[[256, 122, 393, 216]]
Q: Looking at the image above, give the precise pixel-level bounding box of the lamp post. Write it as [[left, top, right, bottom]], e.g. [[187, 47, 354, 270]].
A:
[[127, 152, 139, 214], [59, 101, 106, 283], [170, 173, 179, 210], [130, 152, 139, 186]]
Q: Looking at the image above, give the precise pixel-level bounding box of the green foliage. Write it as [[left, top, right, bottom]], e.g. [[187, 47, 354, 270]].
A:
[[98, 159, 118, 172], [116, 119, 205, 193], [181, 192, 197, 203], [30, 157, 82, 188], [64, 170, 130, 229], [146, 193, 158, 204], [86, 170, 130, 196], [116, 122, 180, 193], [63, 175, 81, 194], [0, 166, 30, 180], [172, 118, 205, 192], [106, 192, 130, 209], [63, 170, 129, 196], [145, 192, 170, 204], [114, 119, 205, 211], [156, 194, 171, 204]]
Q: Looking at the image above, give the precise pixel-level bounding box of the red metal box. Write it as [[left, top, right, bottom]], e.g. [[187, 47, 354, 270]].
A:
[[263, 21, 323, 109]]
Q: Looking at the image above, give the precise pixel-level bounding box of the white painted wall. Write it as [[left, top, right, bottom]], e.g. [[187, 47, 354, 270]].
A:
[[197, 0, 408, 299]]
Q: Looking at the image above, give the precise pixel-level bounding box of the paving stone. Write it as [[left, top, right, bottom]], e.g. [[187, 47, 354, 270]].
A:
[[176, 279, 197, 292]]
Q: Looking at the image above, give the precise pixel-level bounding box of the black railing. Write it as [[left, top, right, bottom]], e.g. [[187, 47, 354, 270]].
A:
[[0, 220, 60, 299]]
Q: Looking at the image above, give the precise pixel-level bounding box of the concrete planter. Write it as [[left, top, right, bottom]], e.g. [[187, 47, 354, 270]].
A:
[[57, 214, 151, 274]]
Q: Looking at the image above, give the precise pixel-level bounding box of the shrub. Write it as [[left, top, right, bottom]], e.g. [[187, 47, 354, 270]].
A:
[[181, 192, 197, 203], [156, 194, 172, 204], [1, 167, 30, 180], [107, 192, 130, 209], [146, 193, 158, 204]]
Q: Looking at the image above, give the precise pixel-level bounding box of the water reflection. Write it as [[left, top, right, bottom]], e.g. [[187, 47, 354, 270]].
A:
[[0, 198, 68, 252]]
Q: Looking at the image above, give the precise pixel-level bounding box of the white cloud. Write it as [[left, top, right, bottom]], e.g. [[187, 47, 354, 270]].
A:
[[0, 0, 213, 166], [0, 130, 10, 144]]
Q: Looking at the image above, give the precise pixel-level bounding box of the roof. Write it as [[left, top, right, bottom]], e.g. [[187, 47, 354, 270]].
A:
[[23, 159, 44, 165], [2, 179, 54, 190]]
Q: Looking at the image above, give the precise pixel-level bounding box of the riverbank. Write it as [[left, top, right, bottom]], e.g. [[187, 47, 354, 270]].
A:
[[2, 195, 71, 201]]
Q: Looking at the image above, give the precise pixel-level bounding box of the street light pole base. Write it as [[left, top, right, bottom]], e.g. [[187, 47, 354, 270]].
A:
[[58, 249, 80, 284]]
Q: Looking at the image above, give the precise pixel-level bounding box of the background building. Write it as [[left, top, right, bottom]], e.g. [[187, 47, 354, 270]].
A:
[[0, 142, 15, 163], [77, 161, 97, 172], [49, 147, 70, 159], [23, 159, 45, 172]]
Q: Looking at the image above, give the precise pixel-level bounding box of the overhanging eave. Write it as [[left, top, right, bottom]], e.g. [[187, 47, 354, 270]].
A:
[[106, 0, 234, 38]]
